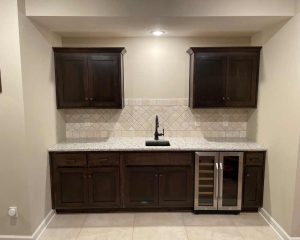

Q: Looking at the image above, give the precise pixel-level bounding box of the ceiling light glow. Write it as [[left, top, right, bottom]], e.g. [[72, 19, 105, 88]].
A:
[[151, 30, 165, 36]]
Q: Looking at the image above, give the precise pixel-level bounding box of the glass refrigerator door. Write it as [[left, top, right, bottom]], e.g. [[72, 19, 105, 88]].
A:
[[218, 152, 244, 210], [194, 152, 219, 210]]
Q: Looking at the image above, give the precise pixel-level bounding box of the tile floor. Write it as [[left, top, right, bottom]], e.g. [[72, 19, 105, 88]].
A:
[[39, 212, 280, 240]]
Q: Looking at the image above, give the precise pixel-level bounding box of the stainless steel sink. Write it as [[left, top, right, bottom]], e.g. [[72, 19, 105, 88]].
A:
[[145, 140, 170, 146]]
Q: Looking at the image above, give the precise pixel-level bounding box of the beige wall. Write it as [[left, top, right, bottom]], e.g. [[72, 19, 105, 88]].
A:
[[0, 0, 63, 236], [18, 0, 64, 234], [25, 0, 295, 17], [63, 37, 250, 99], [250, 10, 300, 236], [0, 0, 31, 235]]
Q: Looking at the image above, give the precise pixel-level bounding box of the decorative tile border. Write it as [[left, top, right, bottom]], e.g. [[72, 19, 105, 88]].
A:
[[63, 98, 250, 139]]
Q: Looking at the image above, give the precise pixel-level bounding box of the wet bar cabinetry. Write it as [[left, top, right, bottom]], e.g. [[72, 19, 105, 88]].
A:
[[187, 47, 261, 108], [49, 151, 265, 212], [53, 48, 126, 109]]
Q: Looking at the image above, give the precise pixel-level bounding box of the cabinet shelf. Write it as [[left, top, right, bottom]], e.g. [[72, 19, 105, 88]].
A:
[[199, 177, 214, 180]]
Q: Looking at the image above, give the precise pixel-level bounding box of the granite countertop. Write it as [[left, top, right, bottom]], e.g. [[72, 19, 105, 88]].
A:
[[48, 137, 266, 152]]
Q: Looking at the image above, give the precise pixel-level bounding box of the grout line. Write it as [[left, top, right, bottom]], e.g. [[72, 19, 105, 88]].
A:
[[75, 214, 88, 240], [181, 213, 191, 240], [132, 213, 136, 240]]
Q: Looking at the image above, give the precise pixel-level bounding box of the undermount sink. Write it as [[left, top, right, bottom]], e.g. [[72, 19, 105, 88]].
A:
[[145, 140, 170, 146]]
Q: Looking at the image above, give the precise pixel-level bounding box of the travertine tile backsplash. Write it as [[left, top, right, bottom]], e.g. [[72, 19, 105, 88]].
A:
[[63, 99, 250, 139]]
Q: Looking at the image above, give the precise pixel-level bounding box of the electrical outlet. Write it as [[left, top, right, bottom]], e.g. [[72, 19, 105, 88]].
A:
[[8, 207, 18, 218]]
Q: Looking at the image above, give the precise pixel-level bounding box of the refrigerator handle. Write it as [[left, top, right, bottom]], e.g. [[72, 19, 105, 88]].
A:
[[215, 162, 219, 202], [219, 161, 223, 200]]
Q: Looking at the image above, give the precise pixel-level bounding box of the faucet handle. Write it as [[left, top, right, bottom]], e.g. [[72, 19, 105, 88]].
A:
[[159, 129, 164, 137]]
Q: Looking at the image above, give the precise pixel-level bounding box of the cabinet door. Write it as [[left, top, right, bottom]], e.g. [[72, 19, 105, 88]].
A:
[[124, 167, 159, 208], [226, 54, 259, 107], [88, 167, 121, 208], [54, 168, 88, 209], [159, 167, 193, 207], [218, 152, 244, 211], [243, 166, 264, 209], [242, 152, 265, 210], [55, 53, 89, 108], [194, 54, 227, 107], [88, 55, 121, 108]]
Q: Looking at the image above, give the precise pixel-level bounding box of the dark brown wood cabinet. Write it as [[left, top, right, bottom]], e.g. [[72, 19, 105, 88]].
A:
[[187, 47, 261, 108], [54, 48, 126, 109], [123, 152, 194, 209], [88, 167, 121, 208], [50, 151, 265, 212], [124, 166, 159, 208], [159, 166, 193, 207], [54, 167, 88, 209], [242, 152, 265, 211], [51, 153, 88, 209], [50, 152, 121, 210]]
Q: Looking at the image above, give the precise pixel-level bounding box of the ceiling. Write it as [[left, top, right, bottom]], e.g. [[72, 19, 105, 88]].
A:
[[30, 16, 290, 38]]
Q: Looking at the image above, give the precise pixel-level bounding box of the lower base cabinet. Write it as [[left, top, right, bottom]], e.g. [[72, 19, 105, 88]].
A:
[[88, 167, 121, 208], [242, 152, 265, 211], [124, 166, 159, 208], [123, 153, 194, 209], [50, 151, 265, 212], [54, 167, 88, 209], [158, 166, 193, 207]]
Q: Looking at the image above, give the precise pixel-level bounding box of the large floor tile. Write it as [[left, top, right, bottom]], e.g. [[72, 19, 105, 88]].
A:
[[182, 213, 235, 226], [232, 213, 268, 226], [238, 226, 280, 240], [134, 212, 184, 226], [48, 214, 87, 228], [186, 226, 243, 240], [39, 228, 81, 240], [77, 227, 133, 240], [83, 213, 134, 227], [133, 226, 187, 240]]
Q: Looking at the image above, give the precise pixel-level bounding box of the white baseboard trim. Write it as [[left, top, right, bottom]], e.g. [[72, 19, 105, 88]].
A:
[[32, 210, 55, 240], [0, 210, 55, 240], [259, 208, 300, 240]]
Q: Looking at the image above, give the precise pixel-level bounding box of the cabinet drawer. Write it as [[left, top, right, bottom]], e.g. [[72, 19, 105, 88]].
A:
[[54, 153, 87, 167], [88, 153, 120, 167], [125, 152, 193, 166], [245, 152, 265, 166]]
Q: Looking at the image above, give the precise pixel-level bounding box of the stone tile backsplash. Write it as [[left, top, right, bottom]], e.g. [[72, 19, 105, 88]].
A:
[[63, 99, 249, 139]]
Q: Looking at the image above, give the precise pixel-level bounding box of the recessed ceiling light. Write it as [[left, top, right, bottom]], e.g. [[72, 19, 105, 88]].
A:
[[151, 30, 165, 36]]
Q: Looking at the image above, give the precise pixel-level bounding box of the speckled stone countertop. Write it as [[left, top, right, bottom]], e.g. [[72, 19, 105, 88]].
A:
[[48, 137, 266, 152]]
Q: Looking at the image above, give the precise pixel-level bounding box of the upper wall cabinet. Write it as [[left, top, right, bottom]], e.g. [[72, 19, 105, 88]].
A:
[[187, 47, 261, 108], [53, 48, 126, 109]]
